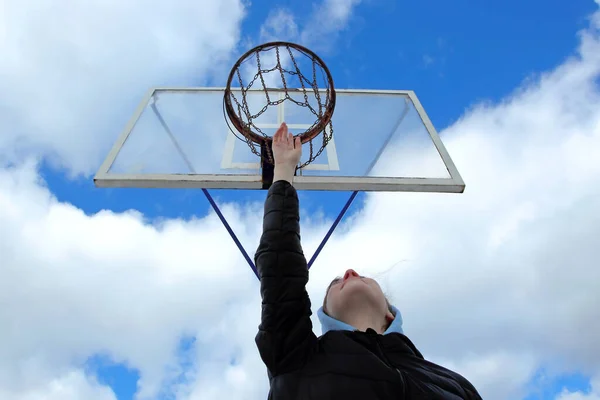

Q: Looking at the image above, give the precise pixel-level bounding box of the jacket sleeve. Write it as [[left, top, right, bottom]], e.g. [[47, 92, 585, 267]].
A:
[[254, 180, 317, 377]]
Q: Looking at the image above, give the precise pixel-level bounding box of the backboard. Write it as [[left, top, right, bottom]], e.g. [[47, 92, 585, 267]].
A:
[[94, 88, 465, 192]]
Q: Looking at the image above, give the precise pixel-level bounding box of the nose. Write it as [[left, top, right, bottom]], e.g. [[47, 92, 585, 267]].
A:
[[343, 269, 360, 281]]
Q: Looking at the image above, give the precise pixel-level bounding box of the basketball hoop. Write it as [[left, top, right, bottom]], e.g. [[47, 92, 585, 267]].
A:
[[223, 41, 336, 168]]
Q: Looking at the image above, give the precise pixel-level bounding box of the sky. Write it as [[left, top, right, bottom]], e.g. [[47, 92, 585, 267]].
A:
[[1, 0, 599, 399]]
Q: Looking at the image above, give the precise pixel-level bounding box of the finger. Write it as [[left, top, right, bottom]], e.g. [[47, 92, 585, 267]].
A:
[[287, 132, 293, 146], [278, 122, 288, 142], [294, 136, 301, 149], [274, 123, 284, 143]]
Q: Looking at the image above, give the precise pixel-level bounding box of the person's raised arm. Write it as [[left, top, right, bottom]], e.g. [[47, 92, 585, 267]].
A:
[[254, 123, 317, 377]]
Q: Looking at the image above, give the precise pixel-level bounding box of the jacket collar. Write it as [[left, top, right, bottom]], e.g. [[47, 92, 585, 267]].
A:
[[317, 305, 404, 335]]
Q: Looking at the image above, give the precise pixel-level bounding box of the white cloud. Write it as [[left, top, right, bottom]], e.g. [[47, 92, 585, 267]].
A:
[[0, 160, 267, 399], [0, 369, 116, 400], [257, 0, 362, 51], [301, 0, 363, 45], [440, 353, 538, 400], [0, 0, 246, 177], [1, 2, 600, 400], [260, 9, 299, 42]]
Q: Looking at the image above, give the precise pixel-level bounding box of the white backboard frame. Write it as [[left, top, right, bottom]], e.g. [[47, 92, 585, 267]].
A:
[[94, 87, 465, 193]]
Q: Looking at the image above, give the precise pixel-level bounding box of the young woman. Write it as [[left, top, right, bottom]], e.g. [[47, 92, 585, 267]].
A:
[[255, 123, 482, 399]]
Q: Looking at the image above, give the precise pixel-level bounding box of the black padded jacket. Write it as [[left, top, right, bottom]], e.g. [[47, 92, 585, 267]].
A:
[[255, 181, 483, 400]]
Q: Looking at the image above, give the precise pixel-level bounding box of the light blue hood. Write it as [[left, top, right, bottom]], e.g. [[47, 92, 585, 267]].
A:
[[317, 305, 404, 335]]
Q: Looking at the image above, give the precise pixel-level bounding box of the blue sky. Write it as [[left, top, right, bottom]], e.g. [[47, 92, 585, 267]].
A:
[[42, 0, 595, 246], [85, 1, 595, 398], [2, 0, 600, 399], [43, 0, 596, 218]]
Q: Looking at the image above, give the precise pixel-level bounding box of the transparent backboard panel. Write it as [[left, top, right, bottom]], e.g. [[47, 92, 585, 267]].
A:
[[97, 88, 464, 192]]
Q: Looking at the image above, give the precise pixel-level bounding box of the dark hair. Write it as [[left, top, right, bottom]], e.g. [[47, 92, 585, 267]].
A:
[[322, 277, 395, 320]]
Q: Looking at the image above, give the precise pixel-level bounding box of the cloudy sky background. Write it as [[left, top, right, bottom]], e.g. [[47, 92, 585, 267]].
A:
[[1, 0, 600, 399]]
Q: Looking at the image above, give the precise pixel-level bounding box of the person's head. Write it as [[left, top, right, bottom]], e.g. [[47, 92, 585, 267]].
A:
[[322, 269, 395, 332]]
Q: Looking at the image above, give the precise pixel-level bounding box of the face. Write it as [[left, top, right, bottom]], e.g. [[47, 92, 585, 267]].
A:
[[324, 269, 391, 322]]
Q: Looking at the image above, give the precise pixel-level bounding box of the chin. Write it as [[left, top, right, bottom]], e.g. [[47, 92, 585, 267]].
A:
[[342, 279, 369, 291], [340, 284, 377, 302]]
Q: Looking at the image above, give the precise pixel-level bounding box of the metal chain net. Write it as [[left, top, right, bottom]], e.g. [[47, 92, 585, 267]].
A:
[[226, 43, 334, 168]]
